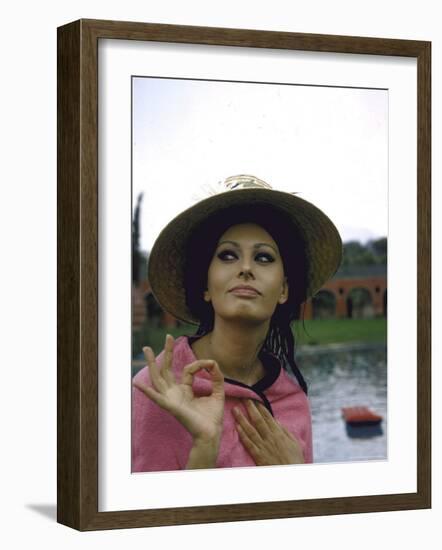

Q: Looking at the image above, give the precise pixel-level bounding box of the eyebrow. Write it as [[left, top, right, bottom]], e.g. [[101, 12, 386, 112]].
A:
[[217, 240, 279, 254]]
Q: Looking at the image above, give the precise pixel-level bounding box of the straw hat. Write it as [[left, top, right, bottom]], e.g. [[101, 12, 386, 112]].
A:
[[147, 175, 342, 325]]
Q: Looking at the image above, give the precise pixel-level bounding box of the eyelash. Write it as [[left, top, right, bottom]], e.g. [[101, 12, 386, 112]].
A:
[[217, 250, 275, 263]]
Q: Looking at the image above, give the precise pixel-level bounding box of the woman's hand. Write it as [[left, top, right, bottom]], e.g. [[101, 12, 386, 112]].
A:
[[233, 399, 305, 466], [133, 335, 225, 467]]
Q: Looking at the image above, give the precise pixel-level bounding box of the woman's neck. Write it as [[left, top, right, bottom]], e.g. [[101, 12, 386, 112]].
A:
[[191, 317, 270, 386]]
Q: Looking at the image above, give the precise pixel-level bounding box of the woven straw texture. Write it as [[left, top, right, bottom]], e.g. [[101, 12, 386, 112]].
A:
[[148, 183, 342, 325]]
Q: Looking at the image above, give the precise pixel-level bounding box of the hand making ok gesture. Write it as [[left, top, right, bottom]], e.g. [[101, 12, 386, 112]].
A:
[[133, 334, 225, 446]]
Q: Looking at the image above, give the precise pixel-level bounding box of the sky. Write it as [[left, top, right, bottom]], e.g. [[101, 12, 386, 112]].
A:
[[132, 77, 388, 253]]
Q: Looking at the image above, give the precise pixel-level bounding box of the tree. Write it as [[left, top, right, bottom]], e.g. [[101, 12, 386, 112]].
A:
[[132, 193, 143, 285], [342, 240, 375, 266], [368, 237, 387, 264], [341, 238, 387, 267]]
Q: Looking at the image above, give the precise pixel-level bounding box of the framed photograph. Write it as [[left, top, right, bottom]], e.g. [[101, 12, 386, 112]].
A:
[[57, 19, 431, 530]]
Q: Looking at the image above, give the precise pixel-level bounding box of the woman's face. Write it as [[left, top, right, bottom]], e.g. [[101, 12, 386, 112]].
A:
[[204, 223, 288, 325]]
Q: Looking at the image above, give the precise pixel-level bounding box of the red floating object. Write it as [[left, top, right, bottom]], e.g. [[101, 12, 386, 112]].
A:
[[342, 406, 383, 426]]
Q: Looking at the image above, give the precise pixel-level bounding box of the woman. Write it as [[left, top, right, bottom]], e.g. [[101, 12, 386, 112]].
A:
[[132, 175, 342, 471]]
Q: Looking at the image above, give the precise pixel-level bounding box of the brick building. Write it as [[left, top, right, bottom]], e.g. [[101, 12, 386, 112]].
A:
[[133, 264, 387, 330], [303, 265, 387, 320]]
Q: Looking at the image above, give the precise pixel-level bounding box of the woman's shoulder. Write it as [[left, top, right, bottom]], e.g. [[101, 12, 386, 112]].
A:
[[265, 359, 308, 401]]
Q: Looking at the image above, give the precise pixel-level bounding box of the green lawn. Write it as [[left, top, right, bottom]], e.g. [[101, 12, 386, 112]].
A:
[[293, 318, 387, 346], [134, 318, 386, 357]]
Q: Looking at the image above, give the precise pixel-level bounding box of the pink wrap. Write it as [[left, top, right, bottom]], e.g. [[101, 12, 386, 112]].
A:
[[132, 336, 313, 471]]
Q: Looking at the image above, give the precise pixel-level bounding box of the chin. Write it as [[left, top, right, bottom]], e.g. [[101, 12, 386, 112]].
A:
[[219, 307, 272, 326]]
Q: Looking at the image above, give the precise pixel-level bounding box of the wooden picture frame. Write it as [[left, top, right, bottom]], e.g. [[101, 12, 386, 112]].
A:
[[57, 18, 431, 531]]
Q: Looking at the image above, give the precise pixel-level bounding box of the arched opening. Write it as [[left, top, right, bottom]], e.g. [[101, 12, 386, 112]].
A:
[[346, 287, 374, 319], [312, 290, 336, 319]]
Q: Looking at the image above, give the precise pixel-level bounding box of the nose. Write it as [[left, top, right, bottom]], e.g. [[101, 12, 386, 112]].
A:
[[238, 256, 255, 280]]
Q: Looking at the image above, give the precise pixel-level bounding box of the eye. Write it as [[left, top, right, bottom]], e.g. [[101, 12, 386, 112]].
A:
[[217, 249, 238, 261], [255, 252, 275, 263]]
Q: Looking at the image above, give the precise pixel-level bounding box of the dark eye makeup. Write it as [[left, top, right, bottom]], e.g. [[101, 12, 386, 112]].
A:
[[216, 249, 275, 263], [217, 249, 238, 261], [255, 252, 275, 263]]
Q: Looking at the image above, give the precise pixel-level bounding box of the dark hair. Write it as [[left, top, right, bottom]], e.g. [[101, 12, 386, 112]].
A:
[[184, 204, 309, 394]]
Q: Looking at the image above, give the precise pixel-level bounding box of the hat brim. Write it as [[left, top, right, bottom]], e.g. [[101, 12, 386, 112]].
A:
[[148, 188, 342, 325]]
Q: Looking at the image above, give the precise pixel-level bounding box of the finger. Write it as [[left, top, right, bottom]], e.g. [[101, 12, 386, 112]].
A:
[[236, 421, 261, 459], [233, 406, 262, 446], [201, 360, 225, 399], [181, 360, 218, 386], [245, 400, 270, 438], [160, 334, 175, 385], [143, 346, 166, 392], [256, 402, 280, 430], [278, 426, 304, 463], [133, 380, 168, 409]]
